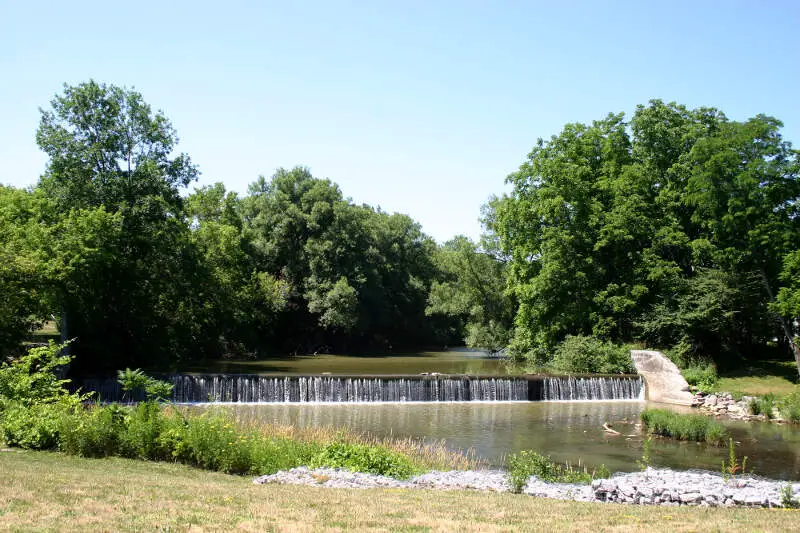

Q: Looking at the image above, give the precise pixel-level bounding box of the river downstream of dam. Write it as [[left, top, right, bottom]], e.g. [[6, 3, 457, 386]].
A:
[[216, 401, 800, 480], [77, 349, 800, 480]]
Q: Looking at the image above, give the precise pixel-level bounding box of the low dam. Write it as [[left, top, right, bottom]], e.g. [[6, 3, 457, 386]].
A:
[[79, 374, 644, 403]]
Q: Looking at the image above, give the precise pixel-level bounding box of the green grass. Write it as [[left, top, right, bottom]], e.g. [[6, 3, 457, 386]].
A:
[[31, 320, 59, 337], [715, 359, 799, 397], [640, 408, 728, 445], [2, 450, 799, 532]]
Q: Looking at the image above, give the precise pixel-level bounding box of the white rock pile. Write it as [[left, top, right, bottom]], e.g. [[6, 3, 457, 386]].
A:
[[254, 467, 800, 508], [693, 391, 784, 421], [592, 468, 797, 507]]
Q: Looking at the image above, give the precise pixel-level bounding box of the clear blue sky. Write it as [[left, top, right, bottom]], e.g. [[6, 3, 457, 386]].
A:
[[2, 1, 798, 242]]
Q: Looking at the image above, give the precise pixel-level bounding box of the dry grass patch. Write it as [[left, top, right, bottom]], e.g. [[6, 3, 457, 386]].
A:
[[2, 450, 799, 532]]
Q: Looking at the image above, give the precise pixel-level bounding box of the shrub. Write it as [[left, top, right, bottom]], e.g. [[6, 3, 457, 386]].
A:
[[549, 336, 634, 374], [59, 404, 127, 457], [0, 399, 73, 449], [748, 394, 776, 419], [0, 341, 87, 449], [780, 392, 800, 423], [640, 408, 727, 445], [117, 368, 174, 402], [506, 450, 609, 493], [119, 401, 172, 460], [0, 341, 74, 408], [310, 441, 419, 479], [167, 412, 253, 474], [248, 436, 320, 475], [681, 361, 718, 392]]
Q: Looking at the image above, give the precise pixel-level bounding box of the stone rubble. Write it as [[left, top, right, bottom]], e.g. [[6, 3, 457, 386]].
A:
[[253, 466, 800, 508], [692, 391, 785, 422]]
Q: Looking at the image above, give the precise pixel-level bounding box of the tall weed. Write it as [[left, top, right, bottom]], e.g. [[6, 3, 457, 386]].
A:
[[780, 392, 800, 423], [747, 394, 776, 419], [640, 408, 727, 445], [309, 441, 419, 479], [0, 399, 73, 449], [506, 450, 609, 493], [59, 403, 126, 457]]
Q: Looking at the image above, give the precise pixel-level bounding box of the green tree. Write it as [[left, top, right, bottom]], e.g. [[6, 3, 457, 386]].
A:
[[35, 81, 207, 372], [426, 235, 513, 352], [0, 186, 52, 354], [496, 100, 800, 368], [37, 80, 197, 211], [186, 183, 289, 356], [242, 167, 441, 353], [773, 251, 800, 375]]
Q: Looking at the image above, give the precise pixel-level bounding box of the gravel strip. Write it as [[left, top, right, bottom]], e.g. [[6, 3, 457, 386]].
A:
[[254, 467, 800, 508]]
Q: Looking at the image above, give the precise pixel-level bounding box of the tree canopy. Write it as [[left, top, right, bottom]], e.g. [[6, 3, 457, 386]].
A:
[[495, 100, 800, 372], [2, 84, 799, 377]]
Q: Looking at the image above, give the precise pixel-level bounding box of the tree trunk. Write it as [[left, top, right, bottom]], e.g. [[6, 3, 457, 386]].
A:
[[757, 269, 800, 378]]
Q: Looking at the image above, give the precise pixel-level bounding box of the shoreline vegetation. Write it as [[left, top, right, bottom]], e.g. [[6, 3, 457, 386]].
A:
[[2, 342, 800, 533], [640, 408, 728, 445], [0, 343, 481, 478], [1, 343, 795, 483]]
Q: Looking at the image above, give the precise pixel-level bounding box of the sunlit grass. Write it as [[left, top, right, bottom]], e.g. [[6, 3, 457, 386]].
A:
[[716, 360, 799, 397]]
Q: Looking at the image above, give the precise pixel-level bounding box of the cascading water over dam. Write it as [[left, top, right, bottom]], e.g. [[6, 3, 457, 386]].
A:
[[80, 374, 644, 403]]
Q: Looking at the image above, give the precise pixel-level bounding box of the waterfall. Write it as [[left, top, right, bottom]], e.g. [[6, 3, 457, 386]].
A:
[[78, 374, 644, 403], [541, 376, 644, 401], [168, 375, 530, 403]]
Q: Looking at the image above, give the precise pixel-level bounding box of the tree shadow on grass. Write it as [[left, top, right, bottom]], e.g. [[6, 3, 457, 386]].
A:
[[720, 359, 799, 383]]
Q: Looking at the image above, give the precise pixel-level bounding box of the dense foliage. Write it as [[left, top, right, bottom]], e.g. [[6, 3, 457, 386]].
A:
[[548, 335, 634, 374], [2, 82, 799, 376], [0, 81, 470, 372], [494, 100, 800, 373], [425, 235, 514, 352]]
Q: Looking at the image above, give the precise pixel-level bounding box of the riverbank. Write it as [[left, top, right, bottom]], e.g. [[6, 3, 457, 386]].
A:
[[3, 450, 799, 532], [257, 466, 800, 508]]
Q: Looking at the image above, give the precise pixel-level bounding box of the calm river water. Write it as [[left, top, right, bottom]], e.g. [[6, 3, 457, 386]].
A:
[[219, 401, 800, 480], [178, 350, 800, 480], [180, 349, 511, 376]]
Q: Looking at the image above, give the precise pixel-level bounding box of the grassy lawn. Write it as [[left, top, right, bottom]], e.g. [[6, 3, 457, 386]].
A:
[[2, 450, 799, 532], [716, 360, 800, 397], [25, 320, 61, 345]]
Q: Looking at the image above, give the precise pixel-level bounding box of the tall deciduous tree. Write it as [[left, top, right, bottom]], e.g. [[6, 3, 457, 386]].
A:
[[35, 81, 206, 372], [242, 167, 443, 353], [497, 101, 800, 370]]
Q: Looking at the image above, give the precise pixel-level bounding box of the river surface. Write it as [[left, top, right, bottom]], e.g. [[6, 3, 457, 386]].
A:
[[179, 349, 511, 376], [217, 401, 800, 480], [174, 350, 800, 480]]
